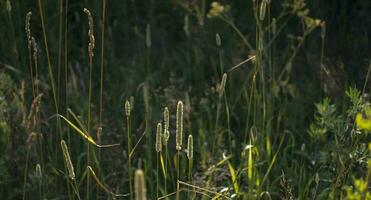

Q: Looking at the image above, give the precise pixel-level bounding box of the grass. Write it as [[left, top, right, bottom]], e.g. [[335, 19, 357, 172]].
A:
[[0, 0, 370, 199]]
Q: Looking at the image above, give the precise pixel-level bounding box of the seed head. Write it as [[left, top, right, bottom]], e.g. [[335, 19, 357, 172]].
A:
[[31, 37, 38, 61], [25, 12, 32, 49], [187, 134, 193, 160], [176, 101, 184, 151], [125, 100, 131, 117], [61, 140, 75, 180], [83, 8, 95, 58], [134, 169, 147, 200], [163, 107, 170, 144], [155, 122, 162, 152]]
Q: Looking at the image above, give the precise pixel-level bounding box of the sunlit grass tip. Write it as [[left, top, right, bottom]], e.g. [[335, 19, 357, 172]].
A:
[[134, 169, 147, 200], [156, 122, 162, 152]]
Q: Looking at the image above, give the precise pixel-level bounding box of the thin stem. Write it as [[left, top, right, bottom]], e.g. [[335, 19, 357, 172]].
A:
[[86, 55, 93, 200], [28, 48, 35, 98], [212, 97, 222, 155], [164, 145, 168, 197], [157, 153, 160, 199], [22, 148, 30, 200], [38, 177, 42, 200], [37, 0, 62, 135], [99, 0, 106, 128], [57, 0, 64, 105], [176, 150, 180, 200], [188, 158, 193, 200], [127, 116, 133, 200], [221, 18, 254, 51]]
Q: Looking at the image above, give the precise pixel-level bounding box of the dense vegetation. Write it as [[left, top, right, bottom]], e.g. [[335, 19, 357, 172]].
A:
[[0, 0, 370, 199]]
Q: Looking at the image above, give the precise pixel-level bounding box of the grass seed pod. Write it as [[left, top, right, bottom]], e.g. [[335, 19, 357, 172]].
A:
[[155, 122, 162, 152], [134, 169, 147, 200], [31, 37, 38, 60], [163, 107, 170, 144], [25, 12, 32, 49], [125, 100, 131, 117], [187, 134, 193, 160], [83, 8, 95, 58], [176, 101, 184, 151], [61, 140, 75, 180]]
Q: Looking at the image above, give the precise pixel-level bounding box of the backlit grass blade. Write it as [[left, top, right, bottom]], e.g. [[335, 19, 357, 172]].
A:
[[227, 160, 239, 195], [160, 154, 166, 179], [58, 114, 119, 148]]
